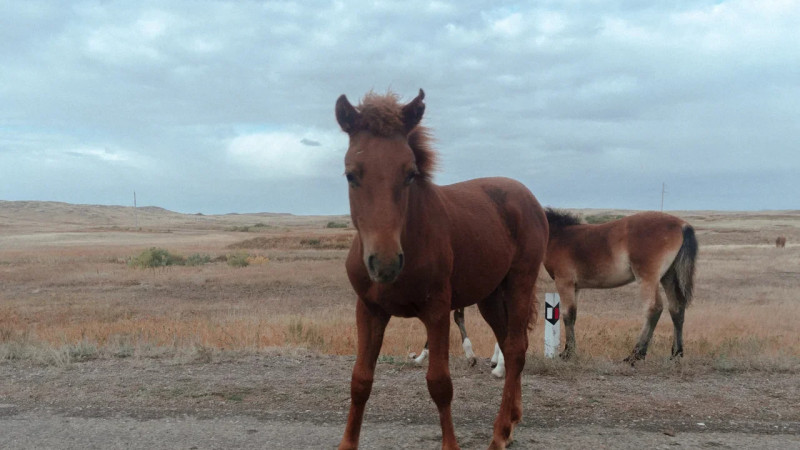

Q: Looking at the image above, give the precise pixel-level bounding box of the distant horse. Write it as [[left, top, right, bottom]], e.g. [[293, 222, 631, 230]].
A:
[[544, 209, 698, 363], [336, 89, 548, 450], [410, 308, 508, 379], [776, 236, 787, 248]]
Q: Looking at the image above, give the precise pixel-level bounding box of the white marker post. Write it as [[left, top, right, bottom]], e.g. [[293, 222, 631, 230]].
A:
[[544, 293, 561, 358]]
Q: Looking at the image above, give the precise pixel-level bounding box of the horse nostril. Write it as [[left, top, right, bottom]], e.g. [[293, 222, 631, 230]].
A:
[[367, 254, 377, 273], [397, 253, 404, 270]]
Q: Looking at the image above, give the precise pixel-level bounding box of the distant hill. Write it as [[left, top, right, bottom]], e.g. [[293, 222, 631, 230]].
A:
[[0, 200, 347, 233]]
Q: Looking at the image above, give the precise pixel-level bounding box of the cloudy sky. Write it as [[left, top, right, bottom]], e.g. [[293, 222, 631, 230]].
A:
[[1, 1, 798, 214]]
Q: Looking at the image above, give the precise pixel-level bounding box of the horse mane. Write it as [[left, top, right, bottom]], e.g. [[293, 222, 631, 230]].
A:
[[358, 91, 438, 182], [545, 208, 583, 231]]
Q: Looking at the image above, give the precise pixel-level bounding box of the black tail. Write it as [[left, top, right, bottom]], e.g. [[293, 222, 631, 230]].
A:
[[672, 225, 698, 307]]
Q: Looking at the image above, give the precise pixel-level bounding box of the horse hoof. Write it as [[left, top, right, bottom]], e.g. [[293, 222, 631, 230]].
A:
[[623, 354, 644, 366], [490, 362, 498, 369], [408, 352, 417, 359], [488, 441, 506, 450], [467, 356, 477, 367]]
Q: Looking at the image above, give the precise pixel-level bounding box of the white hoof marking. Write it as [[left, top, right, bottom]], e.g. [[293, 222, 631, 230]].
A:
[[412, 348, 429, 365], [491, 343, 505, 378], [462, 338, 475, 360]]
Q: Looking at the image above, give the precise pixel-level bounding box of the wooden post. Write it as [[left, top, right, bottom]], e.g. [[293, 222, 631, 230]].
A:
[[544, 293, 560, 358]]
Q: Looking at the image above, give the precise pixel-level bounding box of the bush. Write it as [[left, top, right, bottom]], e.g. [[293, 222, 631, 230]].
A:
[[300, 238, 322, 248], [185, 253, 212, 266], [326, 221, 348, 229], [227, 252, 250, 267], [227, 223, 272, 232], [584, 214, 625, 224], [246, 255, 270, 265], [128, 247, 185, 268]]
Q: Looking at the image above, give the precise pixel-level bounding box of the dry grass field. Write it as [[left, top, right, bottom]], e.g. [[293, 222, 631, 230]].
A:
[[1, 200, 799, 372]]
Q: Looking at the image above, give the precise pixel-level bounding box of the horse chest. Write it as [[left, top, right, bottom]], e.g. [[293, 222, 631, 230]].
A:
[[360, 284, 433, 317]]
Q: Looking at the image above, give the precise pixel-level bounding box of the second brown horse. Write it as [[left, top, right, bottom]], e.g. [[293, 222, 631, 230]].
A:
[[545, 209, 698, 363]]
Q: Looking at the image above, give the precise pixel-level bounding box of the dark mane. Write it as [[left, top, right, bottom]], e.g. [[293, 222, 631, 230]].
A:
[[545, 208, 583, 231], [358, 91, 438, 182]]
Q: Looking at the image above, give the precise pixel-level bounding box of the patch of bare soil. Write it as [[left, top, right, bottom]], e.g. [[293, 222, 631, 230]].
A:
[[1, 353, 798, 449]]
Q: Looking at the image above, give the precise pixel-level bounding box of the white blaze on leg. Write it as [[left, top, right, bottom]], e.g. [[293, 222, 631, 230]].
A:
[[491, 342, 501, 365], [491, 343, 505, 378], [462, 337, 476, 361]]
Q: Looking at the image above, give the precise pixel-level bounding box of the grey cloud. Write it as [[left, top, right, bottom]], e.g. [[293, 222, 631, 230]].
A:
[[1, 1, 798, 213], [300, 138, 321, 147]]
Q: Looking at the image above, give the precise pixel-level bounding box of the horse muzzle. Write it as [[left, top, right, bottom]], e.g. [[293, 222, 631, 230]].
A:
[[366, 252, 404, 284]]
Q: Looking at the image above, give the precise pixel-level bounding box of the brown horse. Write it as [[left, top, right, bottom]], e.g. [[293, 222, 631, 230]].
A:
[[544, 209, 697, 363], [776, 236, 787, 248], [335, 89, 548, 450]]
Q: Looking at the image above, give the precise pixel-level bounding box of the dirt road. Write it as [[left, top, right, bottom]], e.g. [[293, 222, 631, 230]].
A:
[[1, 352, 798, 449]]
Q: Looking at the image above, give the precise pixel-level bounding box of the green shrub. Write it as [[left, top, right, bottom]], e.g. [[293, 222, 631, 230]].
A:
[[227, 252, 250, 267], [325, 221, 348, 229], [227, 223, 272, 232], [584, 214, 625, 224], [300, 238, 322, 248], [185, 253, 212, 266], [128, 247, 185, 268]]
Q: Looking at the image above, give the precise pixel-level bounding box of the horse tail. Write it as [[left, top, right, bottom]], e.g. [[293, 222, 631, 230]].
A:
[[671, 225, 698, 307]]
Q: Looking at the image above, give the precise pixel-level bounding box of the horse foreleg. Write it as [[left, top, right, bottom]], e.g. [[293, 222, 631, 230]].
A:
[[422, 304, 460, 450], [453, 308, 476, 367], [339, 300, 390, 450], [625, 280, 663, 365]]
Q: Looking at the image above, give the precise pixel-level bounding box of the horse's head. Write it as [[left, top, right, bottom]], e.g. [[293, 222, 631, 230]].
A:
[[335, 89, 428, 284]]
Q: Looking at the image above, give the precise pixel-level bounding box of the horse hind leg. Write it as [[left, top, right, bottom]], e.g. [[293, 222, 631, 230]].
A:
[[454, 308, 477, 367], [555, 279, 578, 360], [661, 270, 686, 359], [490, 342, 505, 378], [479, 288, 508, 379], [409, 340, 429, 365], [479, 271, 537, 449], [624, 278, 663, 365]]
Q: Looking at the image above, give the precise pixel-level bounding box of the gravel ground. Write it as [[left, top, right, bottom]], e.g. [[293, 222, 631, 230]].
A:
[[1, 352, 798, 449]]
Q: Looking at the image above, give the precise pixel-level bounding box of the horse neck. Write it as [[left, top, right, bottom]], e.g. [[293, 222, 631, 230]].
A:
[[547, 222, 577, 241], [402, 181, 445, 243]]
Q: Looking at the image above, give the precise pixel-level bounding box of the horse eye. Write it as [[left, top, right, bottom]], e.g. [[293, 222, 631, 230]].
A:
[[404, 171, 418, 185], [346, 172, 359, 187]]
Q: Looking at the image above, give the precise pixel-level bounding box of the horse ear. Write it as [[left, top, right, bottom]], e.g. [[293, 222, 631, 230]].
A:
[[335, 94, 361, 133], [401, 89, 425, 133]]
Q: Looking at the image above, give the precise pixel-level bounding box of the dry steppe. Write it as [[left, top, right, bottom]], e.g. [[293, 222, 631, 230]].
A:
[[1, 200, 799, 449]]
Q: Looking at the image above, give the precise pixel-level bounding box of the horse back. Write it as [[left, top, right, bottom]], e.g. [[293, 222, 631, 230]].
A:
[[441, 177, 547, 308]]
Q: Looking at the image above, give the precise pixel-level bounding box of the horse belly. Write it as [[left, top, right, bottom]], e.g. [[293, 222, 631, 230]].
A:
[[577, 253, 634, 289], [450, 246, 514, 308]]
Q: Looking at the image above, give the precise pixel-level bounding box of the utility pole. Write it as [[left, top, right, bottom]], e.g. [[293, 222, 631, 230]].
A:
[[134, 191, 139, 229], [660, 182, 666, 212]]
